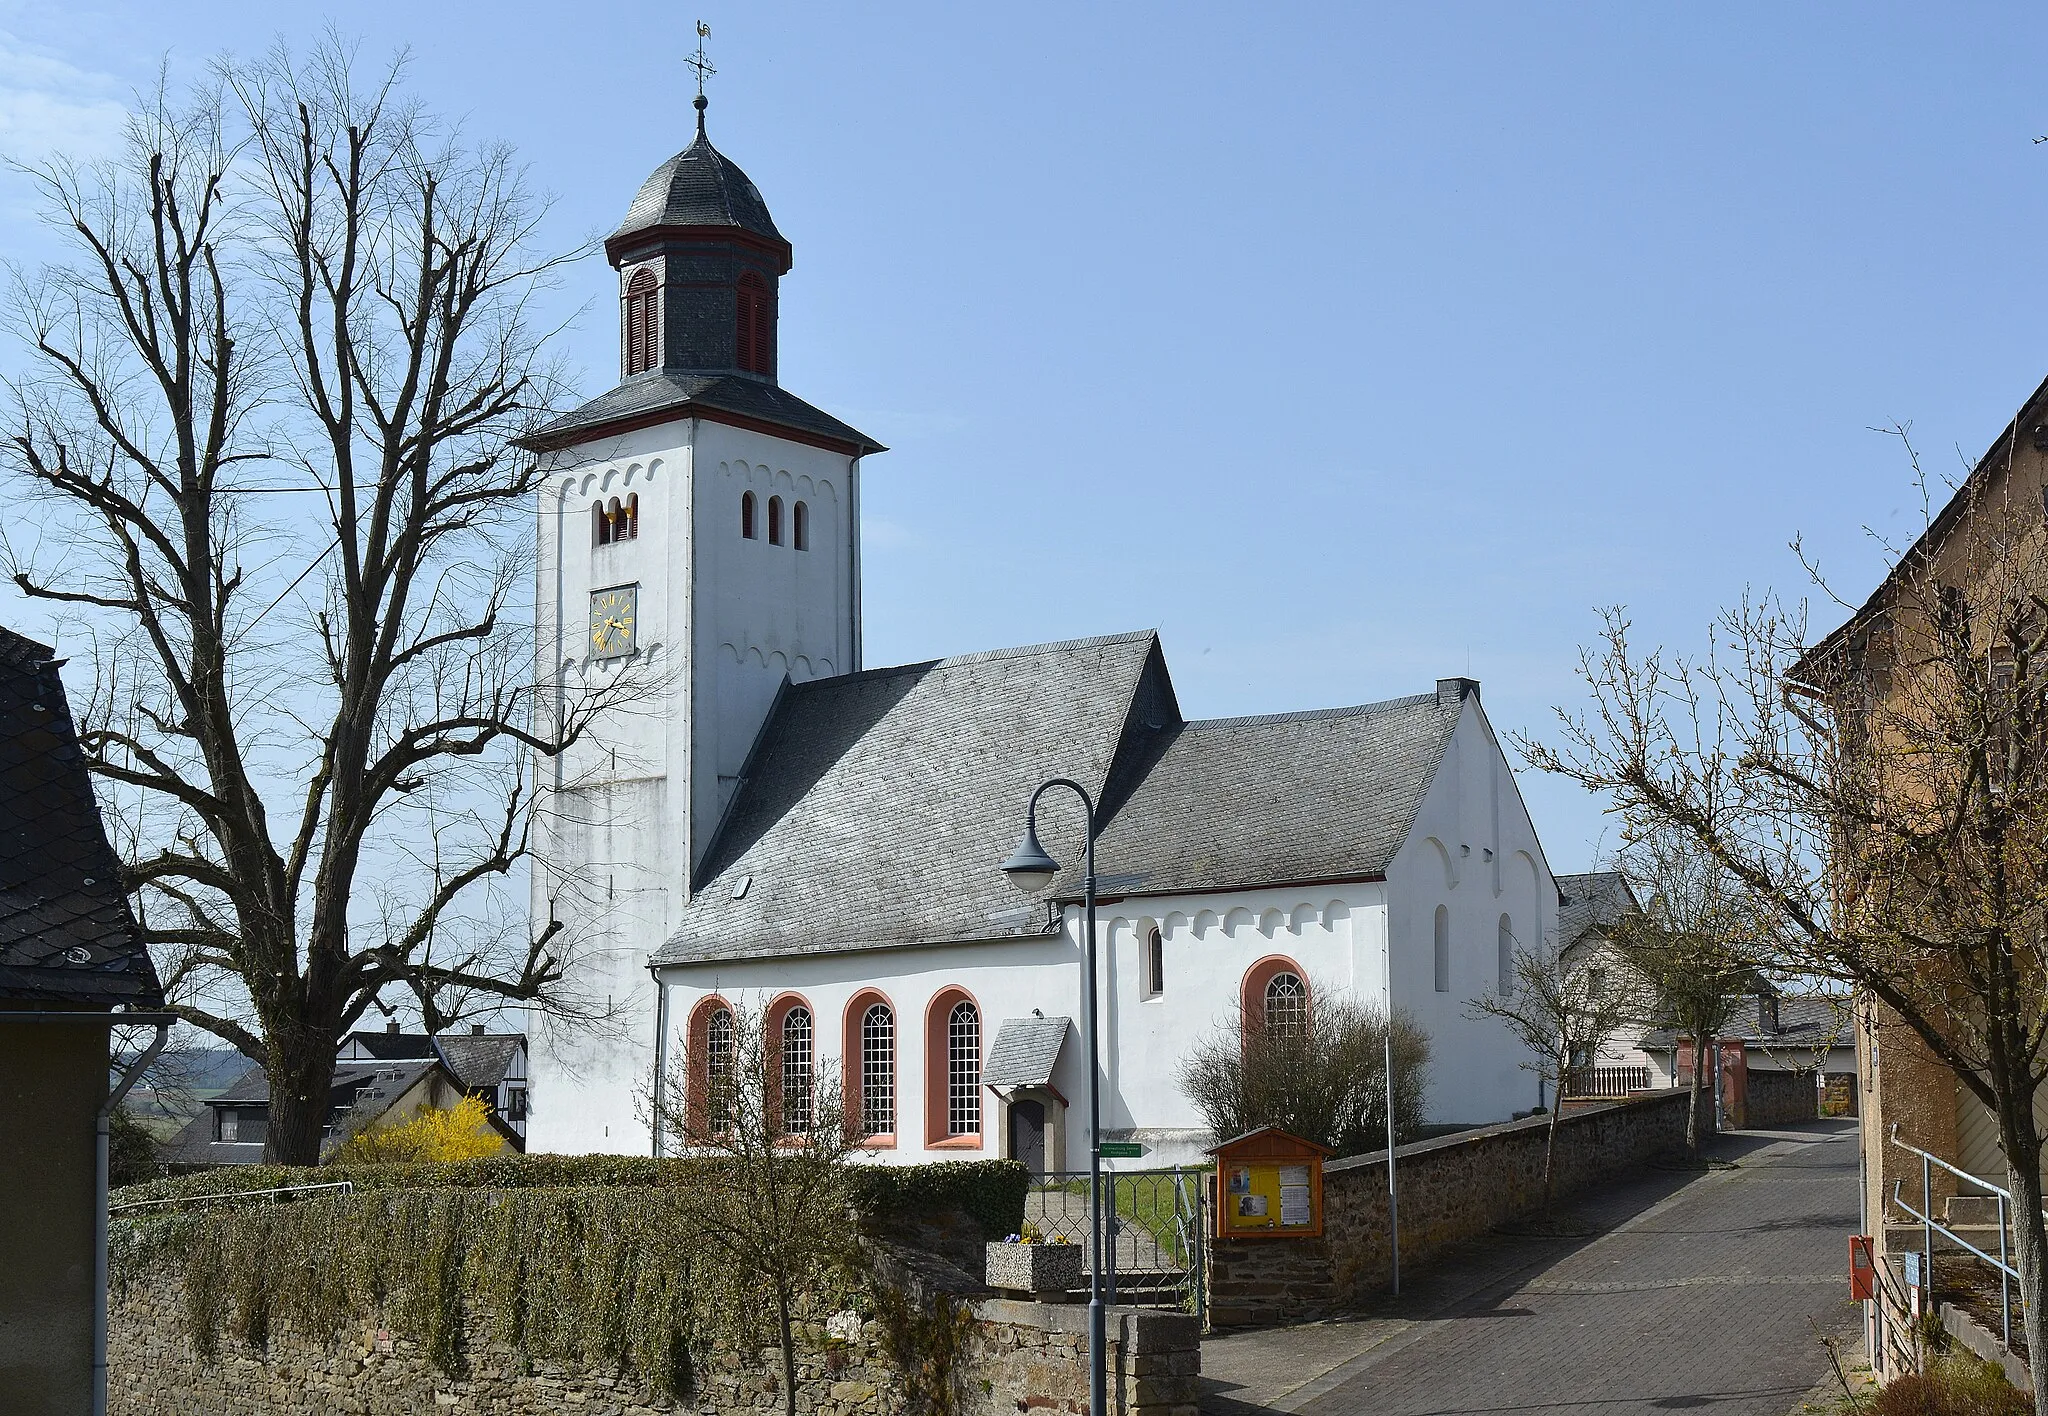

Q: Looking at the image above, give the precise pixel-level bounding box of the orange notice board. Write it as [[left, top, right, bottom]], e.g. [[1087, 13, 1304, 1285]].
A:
[[1206, 1126, 1332, 1239]]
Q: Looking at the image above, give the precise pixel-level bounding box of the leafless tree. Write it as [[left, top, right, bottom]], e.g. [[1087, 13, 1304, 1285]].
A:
[[1518, 437, 2048, 1408], [1467, 941, 1647, 1213], [1179, 989, 1431, 1157], [654, 998, 861, 1416], [1608, 828, 1771, 1157], [0, 43, 649, 1163]]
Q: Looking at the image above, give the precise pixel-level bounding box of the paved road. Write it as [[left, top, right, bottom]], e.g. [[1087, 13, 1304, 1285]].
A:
[[1204, 1120, 1863, 1416]]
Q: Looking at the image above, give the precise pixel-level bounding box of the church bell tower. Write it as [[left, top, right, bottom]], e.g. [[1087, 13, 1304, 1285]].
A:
[[520, 64, 883, 1155]]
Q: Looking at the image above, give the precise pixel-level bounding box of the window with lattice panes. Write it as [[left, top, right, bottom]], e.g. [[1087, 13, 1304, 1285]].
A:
[[947, 1000, 981, 1136], [1264, 971, 1307, 1037], [780, 1006, 814, 1135], [860, 1004, 895, 1137], [705, 1006, 735, 1132]]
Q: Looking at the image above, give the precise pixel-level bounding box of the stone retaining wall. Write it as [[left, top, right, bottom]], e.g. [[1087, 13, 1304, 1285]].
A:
[[107, 1267, 1200, 1416], [1206, 1090, 1692, 1327], [1744, 1069, 1821, 1129]]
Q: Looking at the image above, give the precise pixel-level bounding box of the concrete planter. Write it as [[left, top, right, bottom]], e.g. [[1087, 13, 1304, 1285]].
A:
[[985, 1240, 1082, 1297]]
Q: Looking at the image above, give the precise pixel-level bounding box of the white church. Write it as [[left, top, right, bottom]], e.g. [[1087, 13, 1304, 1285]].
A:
[[521, 94, 1555, 1169]]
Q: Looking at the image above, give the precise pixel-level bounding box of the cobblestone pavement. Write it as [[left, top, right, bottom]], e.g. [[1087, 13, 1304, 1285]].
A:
[[1202, 1120, 1862, 1416]]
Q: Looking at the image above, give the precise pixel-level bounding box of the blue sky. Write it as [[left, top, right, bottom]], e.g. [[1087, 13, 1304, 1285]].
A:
[[1, 2, 2044, 870]]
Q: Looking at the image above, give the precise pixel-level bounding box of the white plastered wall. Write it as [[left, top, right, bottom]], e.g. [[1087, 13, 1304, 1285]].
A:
[[526, 414, 859, 1156]]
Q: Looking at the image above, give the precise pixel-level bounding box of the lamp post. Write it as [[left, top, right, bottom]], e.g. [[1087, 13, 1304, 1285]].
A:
[[999, 778, 1106, 1416]]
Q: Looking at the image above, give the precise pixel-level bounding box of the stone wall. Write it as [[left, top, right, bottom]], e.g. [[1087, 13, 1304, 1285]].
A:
[[1206, 1090, 1692, 1327], [1744, 1069, 1820, 1129], [107, 1264, 1200, 1416]]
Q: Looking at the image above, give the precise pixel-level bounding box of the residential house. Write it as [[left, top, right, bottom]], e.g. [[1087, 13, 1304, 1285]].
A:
[[163, 1054, 517, 1170], [337, 1023, 530, 1145], [0, 625, 166, 1414]]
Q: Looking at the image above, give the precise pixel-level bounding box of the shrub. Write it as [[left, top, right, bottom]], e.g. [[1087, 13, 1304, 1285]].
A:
[[332, 1096, 505, 1165], [1871, 1354, 2031, 1416]]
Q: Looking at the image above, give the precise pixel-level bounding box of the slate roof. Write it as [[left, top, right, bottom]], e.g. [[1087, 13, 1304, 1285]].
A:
[[1088, 695, 1464, 898], [655, 633, 1159, 965], [163, 1057, 450, 1168], [0, 625, 162, 1008], [1555, 871, 1639, 952], [984, 1016, 1071, 1090], [1641, 993, 1855, 1052], [518, 370, 884, 455], [653, 633, 1476, 967], [611, 128, 785, 250], [340, 1029, 526, 1090]]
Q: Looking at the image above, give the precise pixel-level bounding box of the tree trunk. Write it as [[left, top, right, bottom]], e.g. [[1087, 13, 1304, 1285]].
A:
[[1995, 1092, 2048, 1416], [776, 1283, 798, 1416], [1685, 1038, 1709, 1159], [263, 1040, 337, 1165], [1542, 1073, 1564, 1216]]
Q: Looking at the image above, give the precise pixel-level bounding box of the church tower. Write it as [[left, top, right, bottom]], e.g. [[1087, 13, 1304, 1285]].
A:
[[521, 88, 882, 1154]]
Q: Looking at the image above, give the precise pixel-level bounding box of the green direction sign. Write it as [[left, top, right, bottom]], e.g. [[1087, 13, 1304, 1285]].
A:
[[1098, 1142, 1146, 1159]]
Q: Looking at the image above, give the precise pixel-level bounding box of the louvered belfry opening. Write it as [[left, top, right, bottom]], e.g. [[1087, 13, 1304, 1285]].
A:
[[623, 268, 659, 376]]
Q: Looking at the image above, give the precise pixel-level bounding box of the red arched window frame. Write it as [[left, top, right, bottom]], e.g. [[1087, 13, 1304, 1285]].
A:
[[767, 496, 783, 546], [741, 491, 757, 540], [736, 271, 771, 375], [1241, 956, 1310, 1043], [685, 994, 736, 1140], [924, 986, 984, 1149], [792, 500, 809, 551], [624, 268, 659, 376], [843, 988, 896, 1148], [765, 992, 816, 1140]]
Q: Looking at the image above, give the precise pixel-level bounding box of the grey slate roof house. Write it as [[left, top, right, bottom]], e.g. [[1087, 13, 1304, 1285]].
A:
[[0, 624, 165, 1413], [337, 1023, 529, 1143]]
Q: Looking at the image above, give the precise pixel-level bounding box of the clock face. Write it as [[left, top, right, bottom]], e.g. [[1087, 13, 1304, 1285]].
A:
[[589, 584, 638, 659]]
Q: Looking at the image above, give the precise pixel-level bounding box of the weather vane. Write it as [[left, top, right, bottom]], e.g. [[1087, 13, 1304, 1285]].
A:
[[687, 20, 716, 103]]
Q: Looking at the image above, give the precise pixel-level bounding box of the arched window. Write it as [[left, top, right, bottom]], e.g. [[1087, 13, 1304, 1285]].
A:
[[948, 1001, 982, 1136], [767, 496, 783, 546], [842, 993, 896, 1143], [792, 500, 809, 551], [705, 1006, 735, 1132], [736, 271, 771, 375], [1263, 972, 1307, 1037], [621, 492, 639, 541], [779, 1005, 814, 1135], [1497, 914, 1515, 996], [624, 268, 659, 377], [1434, 905, 1451, 993], [1141, 926, 1164, 999], [592, 501, 610, 546], [741, 491, 757, 540]]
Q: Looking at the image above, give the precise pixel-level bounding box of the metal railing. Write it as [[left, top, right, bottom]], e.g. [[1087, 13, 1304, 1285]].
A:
[[1024, 1167, 1206, 1317], [1888, 1126, 2045, 1350], [1562, 1065, 1653, 1099], [110, 1181, 355, 1215]]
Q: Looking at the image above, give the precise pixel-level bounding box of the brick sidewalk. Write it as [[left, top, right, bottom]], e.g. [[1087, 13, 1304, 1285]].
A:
[[1201, 1120, 1862, 1415]]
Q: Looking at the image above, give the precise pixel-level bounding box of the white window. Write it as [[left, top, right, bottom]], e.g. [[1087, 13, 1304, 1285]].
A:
[[1264, 971, 1307, 1037], [781, 1006, 814, 1134], [1142, 926, 1164, 999], [948, 1001, 982, 1136], [860, 1004, 895, 1137]]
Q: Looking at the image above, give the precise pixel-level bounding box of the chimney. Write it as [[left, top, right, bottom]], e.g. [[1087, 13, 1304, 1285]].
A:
[[471, 1023, 486, 1035], [386, 1020, 400, 1035], [1436, 677, 1480, 706]]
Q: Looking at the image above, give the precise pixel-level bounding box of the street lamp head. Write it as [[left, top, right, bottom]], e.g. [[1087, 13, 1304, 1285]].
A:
[[999, 823, 1060, 894]]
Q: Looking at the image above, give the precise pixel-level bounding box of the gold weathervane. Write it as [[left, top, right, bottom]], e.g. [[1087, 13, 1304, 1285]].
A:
[[687, 21, 716, 101]]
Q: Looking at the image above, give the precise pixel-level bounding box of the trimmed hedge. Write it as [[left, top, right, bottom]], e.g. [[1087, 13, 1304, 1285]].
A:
[[114, 1154, 1029, 1239]]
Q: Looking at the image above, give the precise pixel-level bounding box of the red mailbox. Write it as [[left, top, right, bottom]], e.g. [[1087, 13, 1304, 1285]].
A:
[[1849, 1235, 1877, 1301]]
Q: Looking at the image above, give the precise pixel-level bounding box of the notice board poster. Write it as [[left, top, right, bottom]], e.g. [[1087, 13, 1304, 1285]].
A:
[[1220, 1162, 1319, 1235]]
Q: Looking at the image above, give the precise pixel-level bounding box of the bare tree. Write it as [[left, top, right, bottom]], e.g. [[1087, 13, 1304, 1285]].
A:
[[1, 43, 645, 1162], [1178, 989, 1430, 1157], [1608, 828, 1769, 1157], [1518, 444, 2048, 1407], [655, 998, 861, 1416], [1467, 942, 1646, 1214]]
